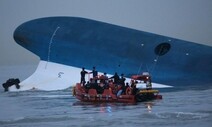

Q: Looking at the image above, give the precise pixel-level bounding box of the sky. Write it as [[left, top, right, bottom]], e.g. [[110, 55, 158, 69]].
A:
[[0, 0, 212, 66]]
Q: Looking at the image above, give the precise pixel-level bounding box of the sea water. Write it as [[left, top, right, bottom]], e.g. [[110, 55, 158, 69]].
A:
[[0, 66, 212, 127]]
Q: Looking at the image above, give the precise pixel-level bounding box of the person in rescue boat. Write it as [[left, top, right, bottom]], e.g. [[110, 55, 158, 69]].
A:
[[119, 73, 126, 94], [146, 76, 152, 90], [97, 81, 105, 94], [146, 78, 152, 90], [109, 72, 120, 84], [95, 72, 109, 94], [125, 82, 132, 95], [90, 78, 98, 89], [131, 80, 139, 95], [116, 84, 123, 96], [119, 73, 126, 86], [108, 79, 115, 94], [88, 66, 98, 83], [80, 67, 88, 86], [85, 81, 91, 92], [90, 67, 98, 78], [99, 73, 108, 83]]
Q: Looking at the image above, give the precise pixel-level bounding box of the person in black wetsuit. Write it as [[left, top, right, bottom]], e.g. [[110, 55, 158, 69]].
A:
[[119, 73, 126, 86], [90, 66, 98, 83], [109, 72, 120, 84], [132, 81, 139, 95], [91, 66, 98, 78], [80, 67, 88, 86]]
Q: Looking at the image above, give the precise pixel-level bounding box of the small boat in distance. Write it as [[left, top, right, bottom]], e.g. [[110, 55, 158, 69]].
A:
[[73, 72, 162, 103]]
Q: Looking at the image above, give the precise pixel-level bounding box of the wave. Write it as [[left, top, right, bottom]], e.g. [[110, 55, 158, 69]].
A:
[[154, 112, 210, 120], [0, 116, 76, 125]]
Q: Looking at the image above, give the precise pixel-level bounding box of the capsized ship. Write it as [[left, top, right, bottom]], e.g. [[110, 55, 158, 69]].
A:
[[12, 17, 212, 91]]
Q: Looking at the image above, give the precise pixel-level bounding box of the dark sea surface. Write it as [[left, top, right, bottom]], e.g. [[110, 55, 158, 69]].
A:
[[0, 66, 212, 127]]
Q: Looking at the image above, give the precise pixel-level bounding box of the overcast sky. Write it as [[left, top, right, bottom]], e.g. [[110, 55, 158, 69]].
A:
[[0, 0, 212, 66]]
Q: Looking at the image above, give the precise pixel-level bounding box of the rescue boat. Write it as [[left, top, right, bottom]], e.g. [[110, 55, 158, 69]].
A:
[[73, 73, 162, 103]]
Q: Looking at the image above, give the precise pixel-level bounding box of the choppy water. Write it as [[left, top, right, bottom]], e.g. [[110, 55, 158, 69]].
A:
[[0, 87, 212, 127], [0, 66, 212, 127]]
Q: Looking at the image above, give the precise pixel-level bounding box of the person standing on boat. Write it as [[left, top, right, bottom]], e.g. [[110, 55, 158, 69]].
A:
[[89, 66, 98, 83], [91, 66, 98, 78], [80, 67, 88, 86], [109, 72, 120, 84]]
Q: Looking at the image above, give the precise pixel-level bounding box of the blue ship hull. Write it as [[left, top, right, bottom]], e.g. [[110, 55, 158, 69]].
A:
[[14, 17, 212, 88]]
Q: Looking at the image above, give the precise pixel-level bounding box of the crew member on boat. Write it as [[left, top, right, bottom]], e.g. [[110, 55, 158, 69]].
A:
[[109, 72, 120, 84], [131, 80, 138, 95], [80, 67, 88, 86], [146, 78, 152, 90], [92, 67, 98, 77], [119, 73, 126, 86]]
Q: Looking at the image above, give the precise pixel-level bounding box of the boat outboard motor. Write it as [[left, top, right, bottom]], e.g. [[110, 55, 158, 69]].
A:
[[2, 78, 20, 92]]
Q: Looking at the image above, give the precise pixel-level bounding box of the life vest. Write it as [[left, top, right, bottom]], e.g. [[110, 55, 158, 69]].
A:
[[125, 87, 132, 95]]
